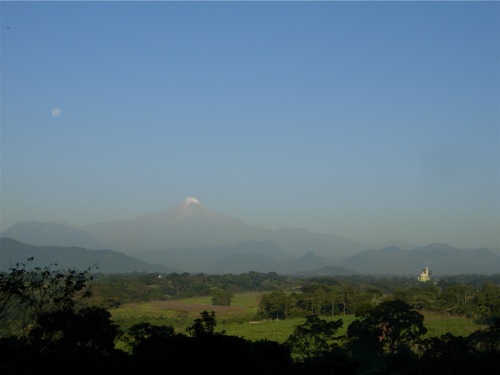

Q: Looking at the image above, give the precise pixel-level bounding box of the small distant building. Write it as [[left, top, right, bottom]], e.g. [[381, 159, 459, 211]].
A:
[[418, 266, 431, 282]]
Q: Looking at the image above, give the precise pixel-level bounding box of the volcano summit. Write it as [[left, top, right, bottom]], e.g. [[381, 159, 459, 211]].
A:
[[81, 197, 268, 253], [2, 197, 368, 259]]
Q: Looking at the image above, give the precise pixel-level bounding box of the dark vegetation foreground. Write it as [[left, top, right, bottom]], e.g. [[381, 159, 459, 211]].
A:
[[0, 260, 498, 374]]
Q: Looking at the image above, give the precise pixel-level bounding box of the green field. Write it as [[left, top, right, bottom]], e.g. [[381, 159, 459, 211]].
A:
[[110, 292, 484, 344], [420, 310, 486, 338]]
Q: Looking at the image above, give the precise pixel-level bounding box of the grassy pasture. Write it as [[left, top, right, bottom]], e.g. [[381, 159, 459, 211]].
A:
[[420, 310, 486, 338], [220, 316, 357, 343], [110, 292, 485, 344], [110, 292, 261, 332]]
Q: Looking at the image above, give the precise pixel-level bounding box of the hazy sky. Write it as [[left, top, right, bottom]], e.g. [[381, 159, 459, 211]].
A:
[[1, 1, 499, 250]]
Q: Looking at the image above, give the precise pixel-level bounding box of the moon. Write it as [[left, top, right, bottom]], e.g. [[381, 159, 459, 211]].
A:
[[51, 108, 62, 117]]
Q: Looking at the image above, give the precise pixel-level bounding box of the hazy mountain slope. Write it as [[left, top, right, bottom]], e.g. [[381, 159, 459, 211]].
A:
[[338, 246, 408, 275], [203, 250, 357, 276], [82, 197, 369, 258], [6, 198, 495, 275], [83, 197, 270, 253], [338, 244, 500, 275], [1, 221, 103, 249], [2, 198, 369, 262], [293, 265, 358, 276], [0, 238, 175, 274], [373, 239, 415, 250], [267, 227, 369, 259], [272, 251, 332, 274], [408, 244, 500, 275], [205, 253, 280, 274], [136, 240, 293, 273]]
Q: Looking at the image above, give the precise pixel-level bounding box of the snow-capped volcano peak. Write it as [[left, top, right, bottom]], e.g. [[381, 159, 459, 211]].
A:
[[184, 196, 200, 205], [177, 196, 203, 216]]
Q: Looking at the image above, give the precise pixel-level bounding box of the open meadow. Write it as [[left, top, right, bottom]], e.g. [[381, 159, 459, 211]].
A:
[[110, 292, 485, 344]]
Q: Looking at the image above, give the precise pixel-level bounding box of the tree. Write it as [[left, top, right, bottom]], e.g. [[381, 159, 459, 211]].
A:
[[0, 260, 125, 375], [475, 282, 500, 323], [347, 299, 427, 353], [185, 310, 224, 337], [439, 284, 477, 317], [418, 321, 500, 375], [28, 306, 119, 354], [285, 315, 343, 361], [338, 281, 357, 315], [126, 322, 176, 356], [298, 283, 338, 316], [258, 291, 295, 320], [0, 258, 93, 336], [211, 288, 233, 306], [393, 283, 441, 311]]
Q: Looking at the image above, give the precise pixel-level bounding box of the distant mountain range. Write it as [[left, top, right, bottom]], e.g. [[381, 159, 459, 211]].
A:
[[1, 197, 498, 275], [0, 237, 175, 273], [2, 197, 368, 259], [1, 237, 498, 276], [1, 220, 103, 249], [336, 244, 500, 276]]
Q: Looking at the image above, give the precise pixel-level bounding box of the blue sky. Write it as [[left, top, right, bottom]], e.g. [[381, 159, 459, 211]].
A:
[[1, 1, 499, 249]]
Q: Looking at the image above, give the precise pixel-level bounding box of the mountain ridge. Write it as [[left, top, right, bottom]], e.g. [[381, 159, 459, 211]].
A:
[[2, 197, 369, 259], [0, 237, 176, 273], [1, 237, 498, 276], [1, 220, 104, 250], [2, 197, 498, 275], [337, 245, 500, 276]]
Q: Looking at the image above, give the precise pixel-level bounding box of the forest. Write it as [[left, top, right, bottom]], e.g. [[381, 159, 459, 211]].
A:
[[1, 259, 498, 374]]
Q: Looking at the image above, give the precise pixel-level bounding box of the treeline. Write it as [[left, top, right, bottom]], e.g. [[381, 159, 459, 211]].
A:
[[88, 270, 295, 308], [1, 260, 499, 374], [88, 270, 500, 324], [258, 276, 500, 324]]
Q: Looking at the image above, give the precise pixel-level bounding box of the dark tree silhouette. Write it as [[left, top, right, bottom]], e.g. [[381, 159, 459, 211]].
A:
[[0, 258, 94, 336], [347, 299, 427, 354], [285, 314, 343, 360], [185, 310, 223, 337]]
